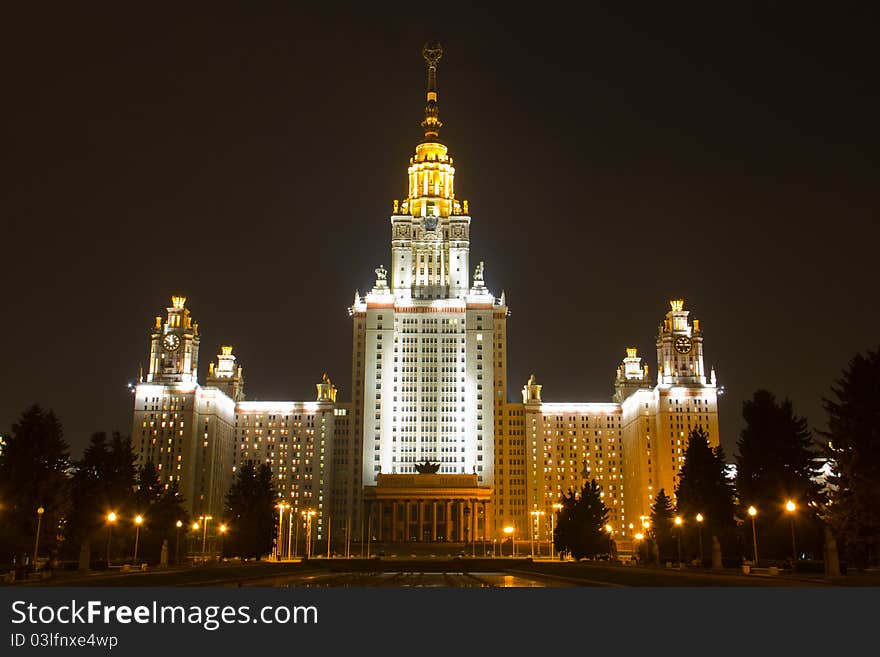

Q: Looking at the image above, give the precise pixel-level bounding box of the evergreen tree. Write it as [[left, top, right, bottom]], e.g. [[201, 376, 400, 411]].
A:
[[649, 489, 675, 563], [65, 431, 138, 565], [224, 463, 276, 559], [552, 480, 610, 560], [821, 347, 880, 568], [736, 390, 824, 560], [0, 405, 71, 566], [129, 463, 188, 564], [675, 428, 736, 560]]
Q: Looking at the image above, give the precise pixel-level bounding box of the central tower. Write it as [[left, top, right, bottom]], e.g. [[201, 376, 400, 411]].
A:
[[348, 44, 508, 533]]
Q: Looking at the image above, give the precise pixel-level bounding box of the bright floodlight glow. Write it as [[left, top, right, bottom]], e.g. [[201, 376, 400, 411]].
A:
[[635, 533, 644, 541], [192, 522, 199, 531], [748, 506, 757, 517], [220, 524, 227, 533], [674, 516, 683, 526], [503, 525, 514, 535], [604, 524, 613, 533], [107, 512, 117, 523], [135, 515, 143, 525], [176, 520, 183, 528], [785, 500, 796, 513], [696, 513, 704, 523]]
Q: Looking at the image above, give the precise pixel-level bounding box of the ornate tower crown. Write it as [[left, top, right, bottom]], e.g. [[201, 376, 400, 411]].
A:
[[670, 298, 684, 312], [626, 347, 638, 359], [171, 295, 187, 309], [221, 345, 233, 356]]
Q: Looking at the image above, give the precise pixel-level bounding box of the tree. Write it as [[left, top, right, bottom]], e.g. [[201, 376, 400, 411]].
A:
[[649, 489, 675, 563], [821, 347, 880, 568], [65, 432, 138, 565], [675, 428, 736, 560], [736, 390, 824, 560], [0, 405, 71, 567], [552, 480, 611, 560], [224, 463, 276, 559]]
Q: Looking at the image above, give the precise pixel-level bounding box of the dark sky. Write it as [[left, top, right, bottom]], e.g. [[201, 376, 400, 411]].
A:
[[3, 3, 878, 459]]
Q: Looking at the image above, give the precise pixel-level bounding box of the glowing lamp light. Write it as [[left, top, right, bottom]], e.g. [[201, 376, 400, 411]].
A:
[[192, 522, 199, 531], [176, 520, 183, 528], [696, 513, 704, 523], [107, 512, 117, 523], [134, 515, 143, 525], [748, 506, 757, 517], [219, 524, 228, 534], [635, 533, 644, 541], [785, 500, 796, 513], [674, 516, 683, 526], [503, 525, 514, 535], [604, 524, 613, 533]]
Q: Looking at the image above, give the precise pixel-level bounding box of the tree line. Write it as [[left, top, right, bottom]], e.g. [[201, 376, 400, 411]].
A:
[[0, 409, 278, 570], [553, 347, 879, 570]]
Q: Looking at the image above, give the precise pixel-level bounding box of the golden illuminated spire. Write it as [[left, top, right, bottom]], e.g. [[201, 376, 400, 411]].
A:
[[420, 42, 443, 140]]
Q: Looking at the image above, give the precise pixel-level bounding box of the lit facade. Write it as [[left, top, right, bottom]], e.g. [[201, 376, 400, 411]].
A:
[[130, 45, 721, 547]]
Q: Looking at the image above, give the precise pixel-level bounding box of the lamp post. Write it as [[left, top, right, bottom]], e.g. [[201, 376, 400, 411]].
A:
[[551, 502, 563, 560], [219, 524, 227, 558], [674, 516, 683, 567], [33, 506, 45, 567], [175, 521, 183, 565], [133, 515, 143, 564], [199, 515, 213, 559], [287, 506, 295, 561], [303, 510, 316, 560], [530, 511, 544, 559], [695, 513, 704, 565], [503, 525, 515, 557], [106, 512, 118, 565], [785, 500, 798, 563], [275, 503, 288, 561], [747, 506, 759, 564]]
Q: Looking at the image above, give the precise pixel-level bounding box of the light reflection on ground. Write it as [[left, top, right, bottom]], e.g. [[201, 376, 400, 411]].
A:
[[236, 571, 572, 587]]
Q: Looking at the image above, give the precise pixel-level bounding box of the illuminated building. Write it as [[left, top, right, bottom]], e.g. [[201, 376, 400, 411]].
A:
[[131, 44, 721, 547]]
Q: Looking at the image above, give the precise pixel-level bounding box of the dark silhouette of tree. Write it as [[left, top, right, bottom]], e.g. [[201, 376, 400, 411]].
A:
[[65, 431, 138, 565], [675, 428, 736, 561], [552, 480, 610, 560], [736, 390, 824, 560], [650, 488, 675, 563], [821, 347, 880, 568], [130, 463, 188, 564], [224, 463, 276, 559], [0, 405, 71, 567]]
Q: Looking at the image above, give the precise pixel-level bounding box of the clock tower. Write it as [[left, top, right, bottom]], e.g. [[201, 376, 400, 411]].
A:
[[146, 295, 200, 384], [656, 298, 707, 386]]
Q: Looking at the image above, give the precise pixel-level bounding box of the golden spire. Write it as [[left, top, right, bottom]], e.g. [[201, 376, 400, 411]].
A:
[[420, 42, 443, 140]]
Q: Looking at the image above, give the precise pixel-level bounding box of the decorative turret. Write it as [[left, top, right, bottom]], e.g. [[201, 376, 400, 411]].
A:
[[206, 344, 245, 401], [522, 374, 542, 405], [613, 347, 652, 402], [316, 373, 338, 403], [655, 298, 712, 387]]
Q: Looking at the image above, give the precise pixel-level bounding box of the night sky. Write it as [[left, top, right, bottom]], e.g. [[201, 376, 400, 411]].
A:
[[4, 4, 878, 458]]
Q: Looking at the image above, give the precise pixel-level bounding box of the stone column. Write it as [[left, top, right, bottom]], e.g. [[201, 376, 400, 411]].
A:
[[377, 502, 384, 542], [391, 501, 398, 542], [404, 500, 411, 542], [418, 500, 425, 542], [471, 499, 477, 543], [431, 501, 438, 542], [457, 500, 464, 542], [484, 501, 492, 539], [445, 500, 452, 541]]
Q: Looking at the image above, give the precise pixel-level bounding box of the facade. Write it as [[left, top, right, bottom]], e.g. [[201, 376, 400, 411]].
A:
[[130, 44, 721, 550]]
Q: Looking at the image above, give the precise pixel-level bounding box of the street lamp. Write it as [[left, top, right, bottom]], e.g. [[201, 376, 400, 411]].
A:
[[530, 510, 545, 559], [133, 515, 143, 564], [199, 515, 213, 558], [503, 525, 515, 557], [106, 512, 118, 565], [674, 516, 683, 567], [785, 500, 798, 563], [747, 506, 759, 565], [175, 520, 183, 565], [695, 513, 704, 565], [551, 502, 563, 560], [33, 506, 45, 567], [276, 503, 288, 561], [219, 524, 227, 559], [303, 510, 316, 560]]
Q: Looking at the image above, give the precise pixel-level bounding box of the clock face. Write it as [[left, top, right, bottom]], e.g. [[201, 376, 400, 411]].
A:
[[163, 334, 180, 352], [674, 336, 693, 354]]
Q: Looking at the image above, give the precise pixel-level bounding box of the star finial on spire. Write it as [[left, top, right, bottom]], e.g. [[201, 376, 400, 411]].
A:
[[421, 42, 444, 140]]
